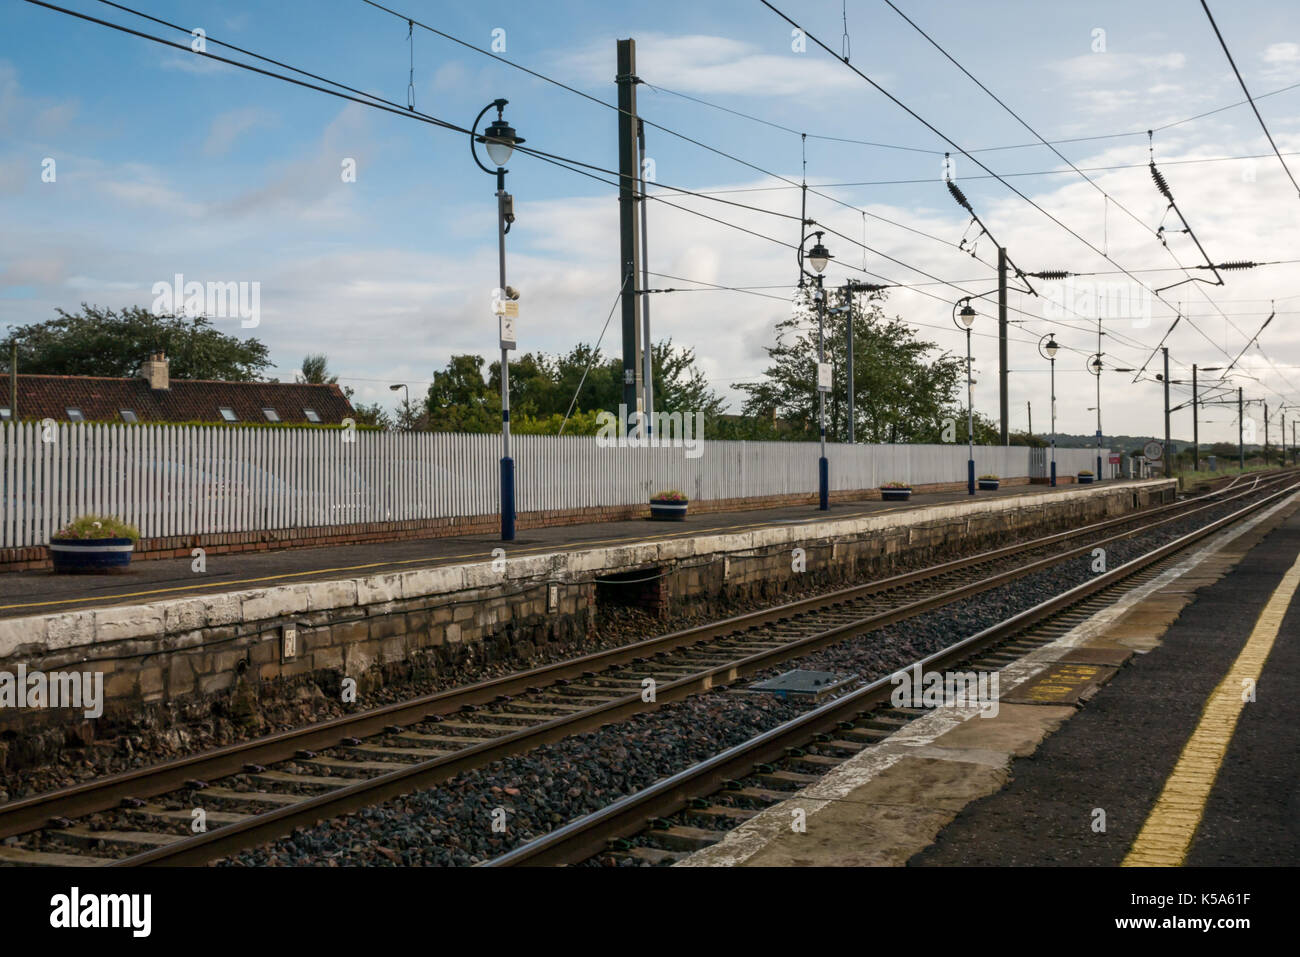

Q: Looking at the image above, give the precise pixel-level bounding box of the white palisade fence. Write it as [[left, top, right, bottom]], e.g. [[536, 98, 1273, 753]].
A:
[[0, 423, 1109, 549]]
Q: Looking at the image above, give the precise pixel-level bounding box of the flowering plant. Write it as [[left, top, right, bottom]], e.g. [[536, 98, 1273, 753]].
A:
[[54, 514, 140, 541], [651, 489, 688, 502]]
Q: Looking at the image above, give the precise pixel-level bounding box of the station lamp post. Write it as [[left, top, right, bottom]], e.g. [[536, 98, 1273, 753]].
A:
[[953, 299, 977, 495], [1037, 334, 1059, 487], [1087, 353, 1104, 480], [798, 230, 833, 510], [471, 98, 524, 541], [388, 383, 409, 431]]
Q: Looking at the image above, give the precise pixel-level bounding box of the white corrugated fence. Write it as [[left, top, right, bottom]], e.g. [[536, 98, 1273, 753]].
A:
[[0, 423, 1109, 548]]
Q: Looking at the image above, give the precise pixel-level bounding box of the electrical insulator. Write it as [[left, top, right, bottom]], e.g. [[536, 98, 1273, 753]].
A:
[[1149, 162, 1174, 201], [946, 179, 973, 212], [1215, 261, 1258, 271], [1030, 270, 1070, 280]]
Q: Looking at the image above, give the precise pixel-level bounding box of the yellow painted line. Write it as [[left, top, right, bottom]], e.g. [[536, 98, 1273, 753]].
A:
[[1122, 546, 1300, 867], [0, 506, 897, 614]]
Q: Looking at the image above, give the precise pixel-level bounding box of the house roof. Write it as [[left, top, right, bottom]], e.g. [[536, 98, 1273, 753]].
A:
[[0, 375, 355, 425]]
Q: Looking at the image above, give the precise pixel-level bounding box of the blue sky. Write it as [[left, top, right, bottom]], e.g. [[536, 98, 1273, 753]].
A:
[[3, 0, 1300, 444]]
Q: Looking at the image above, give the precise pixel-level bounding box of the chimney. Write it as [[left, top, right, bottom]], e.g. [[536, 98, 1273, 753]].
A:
[[141, 352, 169, 391]]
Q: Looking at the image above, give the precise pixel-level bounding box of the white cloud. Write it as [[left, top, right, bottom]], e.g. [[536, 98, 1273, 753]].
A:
[[203, 107, 274, 156], [557, 33, 866, 99], [1260, 42, 1300, 84]]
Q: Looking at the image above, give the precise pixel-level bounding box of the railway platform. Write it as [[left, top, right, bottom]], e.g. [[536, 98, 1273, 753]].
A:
[[682, 490, 1300, 867], [0, 477, 1155, 621]]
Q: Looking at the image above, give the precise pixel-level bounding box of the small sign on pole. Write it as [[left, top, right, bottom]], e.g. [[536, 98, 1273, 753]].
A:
[[817, 362, 832, 392], [1143, 440, 1163, 461], [499, 315, 517, 350]]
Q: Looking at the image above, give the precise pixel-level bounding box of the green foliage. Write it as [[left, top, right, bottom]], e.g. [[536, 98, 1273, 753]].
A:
[[736, 288, 969, 443], [3, 304, 271, 380], [882, 481, 911, 489], [511, 410, 604, 435], [422, 340, 726, 434], [54, 514, 140, 541]]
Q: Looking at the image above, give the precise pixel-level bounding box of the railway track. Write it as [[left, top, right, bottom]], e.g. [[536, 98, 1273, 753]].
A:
[[485, 476, 1300, 866], [0, 471, 1293, 866]]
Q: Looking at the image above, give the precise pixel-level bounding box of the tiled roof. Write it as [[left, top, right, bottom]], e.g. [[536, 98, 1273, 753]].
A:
[[0, 375, 355, 425]]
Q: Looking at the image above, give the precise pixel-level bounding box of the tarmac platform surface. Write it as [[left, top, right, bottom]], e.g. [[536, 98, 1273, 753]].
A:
[[682, 490, 1300, 867], [0, 480, 1093, 621]]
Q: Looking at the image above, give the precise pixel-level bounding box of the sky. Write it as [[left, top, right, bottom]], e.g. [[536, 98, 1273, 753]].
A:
[[2, 0, 1300, 446]]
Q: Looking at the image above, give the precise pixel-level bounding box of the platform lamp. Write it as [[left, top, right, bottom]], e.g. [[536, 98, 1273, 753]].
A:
[[1037, 334, 1059, 487], [388, 383, 409, 430], [953, 299, 977, 495], [471, 98, 524, 541], [798, 229, 833, 510], [1087, 353, 1105, 480]]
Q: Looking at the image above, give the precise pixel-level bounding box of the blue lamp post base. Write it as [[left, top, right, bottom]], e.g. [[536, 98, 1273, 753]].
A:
[[501, 456, 516, 541], [967, 458, 976, 495], [1050, 460, 1057, 488], [819, 457, 829, 510]]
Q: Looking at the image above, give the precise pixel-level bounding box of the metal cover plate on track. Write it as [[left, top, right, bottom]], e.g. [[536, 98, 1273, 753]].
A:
[[750, 670, 845, 696]]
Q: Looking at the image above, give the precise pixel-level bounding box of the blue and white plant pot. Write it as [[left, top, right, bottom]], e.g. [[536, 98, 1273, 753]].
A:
[[881, 488, 912, 501], [649, 500, 689, 521], [49, 537, 135, 573]]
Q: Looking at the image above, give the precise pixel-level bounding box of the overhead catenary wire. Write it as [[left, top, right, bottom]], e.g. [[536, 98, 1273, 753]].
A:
[[1200, 0, 1300, 200], [760, 0, 1300, 405], [39, 0, 1291, 399]]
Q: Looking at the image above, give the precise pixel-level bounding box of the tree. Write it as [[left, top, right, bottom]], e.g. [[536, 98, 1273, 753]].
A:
[[424, 354, 499, 432], [736, 287, 968, 443], [423, 340, 726, 434], [298, 354, 336, 385], [3, 304, 271, 380], [298, 353, 390, 428]]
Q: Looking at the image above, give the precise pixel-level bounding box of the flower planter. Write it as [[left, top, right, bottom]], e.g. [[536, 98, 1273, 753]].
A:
[[649, 499, 689, 521], [880, 487, 912, 502], [1077, 474, 1095, 484], [49, 537, 135, 573], [977, 479, 1000, 491]]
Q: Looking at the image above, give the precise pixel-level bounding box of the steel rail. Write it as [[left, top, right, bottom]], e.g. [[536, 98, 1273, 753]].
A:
[[0, 478, 1211, 840], [109, 478, 1292, 865], [484, 480, 1300, 866]]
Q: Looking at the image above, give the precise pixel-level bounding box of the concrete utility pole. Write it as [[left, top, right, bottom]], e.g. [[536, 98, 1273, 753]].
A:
[[616, 39, 643, 432], [1162, 347, 1171, 478], [845, 285, 856, 444], [636, 117, 654, 437], [998, 247, 1009, 445], [1238, 388, 1245, 470], [1264, 402, 1270, 466], [1192, 364, 1199, 471]]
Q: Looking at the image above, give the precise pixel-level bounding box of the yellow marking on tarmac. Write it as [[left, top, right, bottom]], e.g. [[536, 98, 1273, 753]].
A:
[[0, 506, 896, 614], [1122, 547, 1300, 867]]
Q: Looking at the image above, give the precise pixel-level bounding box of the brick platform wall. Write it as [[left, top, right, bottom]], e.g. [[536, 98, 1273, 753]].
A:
[[0, 477, 1053, 572]]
